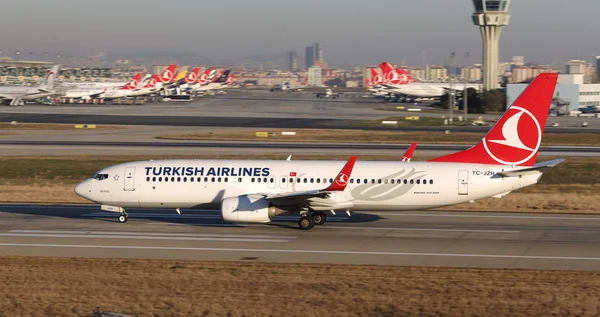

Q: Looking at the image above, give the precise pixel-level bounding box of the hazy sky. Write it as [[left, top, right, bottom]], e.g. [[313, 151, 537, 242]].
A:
[[1, 0, 599, 66]]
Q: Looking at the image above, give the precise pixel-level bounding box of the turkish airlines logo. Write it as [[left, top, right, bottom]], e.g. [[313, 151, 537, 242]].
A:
[[401, 156, 410, 162], [147, 78, 157, 88], [199, 73, 208, 83], [162, 69, 173, 82], [372, 74, 382, 85], [127, 79, 138, 89], [187, 72, 197, 82], [399, 73, 409, 84], [386, 70, 400, 84], [482, 106, 541, 165], [335, 173, 349, 187]]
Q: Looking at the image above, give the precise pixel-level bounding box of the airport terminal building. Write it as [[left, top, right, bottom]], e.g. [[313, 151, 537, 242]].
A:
[[507, 74, 600, 113]]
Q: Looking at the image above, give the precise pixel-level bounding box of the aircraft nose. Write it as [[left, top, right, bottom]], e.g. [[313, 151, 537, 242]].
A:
[[74, 181, 89, 198]]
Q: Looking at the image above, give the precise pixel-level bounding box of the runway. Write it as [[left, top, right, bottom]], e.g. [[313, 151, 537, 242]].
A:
[[1, 112, 598, 133], [0, 140, 598, 157], [1, 204, 600, 270]]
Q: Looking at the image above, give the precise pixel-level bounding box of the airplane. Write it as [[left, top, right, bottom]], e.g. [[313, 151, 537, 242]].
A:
[[96, 73, 142, 99], [271, 77, 308, 92], [185, 69, 218, 93], [378, 62, 481, 98], [0, 65, 59, 106], [74, 73, 561, 230], [126, 75, 162, 97], [315, 88, 340, 99], [193, 70, 235, 93]]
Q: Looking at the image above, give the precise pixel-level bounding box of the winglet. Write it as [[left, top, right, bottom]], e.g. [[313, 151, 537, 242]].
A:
[[324, 156, 357, 191], [401, 142, 417, 162]]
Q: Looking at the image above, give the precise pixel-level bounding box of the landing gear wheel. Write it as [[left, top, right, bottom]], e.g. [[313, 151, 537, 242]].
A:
[[312, 212, 327, 226], [298, 216, 315, 230], [118, 214, 128, 223]]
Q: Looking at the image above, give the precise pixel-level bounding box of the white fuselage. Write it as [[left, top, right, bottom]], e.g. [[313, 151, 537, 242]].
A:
[[75, 159, 541, 211]]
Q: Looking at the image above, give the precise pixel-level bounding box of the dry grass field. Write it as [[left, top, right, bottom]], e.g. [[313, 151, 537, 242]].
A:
[[1, 256, 599, 317], [157, 129, 600, 146]]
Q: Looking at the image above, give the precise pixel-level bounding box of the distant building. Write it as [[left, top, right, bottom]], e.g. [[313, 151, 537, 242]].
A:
[[566, 60, 596, 83], [511, 56, 525, 66], [426, 66, 448, 81], [287, 51, 298, 71], [406, 67, 426, 81], [596, 56, 600, 82], [307, 66, 322, 86], [314, 43, 322, 62], [510, 65, 561, 83], [305, 46, 315, 69], [461, 66, 482, 82], [507, 74, 600, 112]]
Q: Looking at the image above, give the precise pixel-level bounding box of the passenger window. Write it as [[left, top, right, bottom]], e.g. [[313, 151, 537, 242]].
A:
[[323, 178, 327, 183], [238, 177, 242, 182], [350, 179, 354, 184], [310, 178, 314, 183], [190, 177, 194, 182], [211, 177, 215, 182], [165, 177, 169, 183], [371, 179, 375, 184], [404, 179, 408, 184], [218, 177, 222, 182], [270, 178, 274, 183], [316, 178, 321, 183], [171, 177, 175, 182], [251, 178, 255, 183], [329, 178, 333, 183], [225, 177, 228, 183], [159, 177, 163, 182], [289, 178, 293, 183], [151, 177, 155, 182], [422, 179, 426, 184], [430, 179, 434, 184], [282, 178, 286, 183], [184, 177, 187, 182], [197, 177, 201, 182], [410, 179, 414, 184], [416, 179, 420, 184], [304, 178, 308, 183], [257, 178, 261, 183], [146, 177, 150, 182], [263, 177, 268, 183], [390, 179, 395, 184], [204, 177, 208, 182]]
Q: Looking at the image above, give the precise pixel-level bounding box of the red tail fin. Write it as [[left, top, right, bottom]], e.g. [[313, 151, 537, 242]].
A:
[[370, 68, 383, 85], [159, 64, 177, 83], [379, 62, 403, 85], [401, 142, 417, 162], [429, 73, 558, 166], [144, 75, 160, 88], [186, 67, 201, 83], [396, 68, 415, 83], [198, 69, 212, 84], [122, 73, 141, 90]]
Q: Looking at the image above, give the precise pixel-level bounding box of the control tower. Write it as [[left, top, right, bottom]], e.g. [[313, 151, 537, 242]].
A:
[[472, 0, 511, 91]]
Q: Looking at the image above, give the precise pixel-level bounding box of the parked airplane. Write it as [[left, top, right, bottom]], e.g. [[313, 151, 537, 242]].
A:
[[75, 73, 560, 230], [0, 65, 59, 105], [127, 75, 162, 97], [378, 62, 481, 98], [193, 70, 234, 92], [97, 73, 142, 99]]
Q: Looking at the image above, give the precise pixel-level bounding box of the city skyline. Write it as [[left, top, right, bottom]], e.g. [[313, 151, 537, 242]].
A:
[[0, 0, 598, 66]]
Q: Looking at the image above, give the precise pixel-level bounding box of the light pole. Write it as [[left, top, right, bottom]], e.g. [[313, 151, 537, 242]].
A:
[[463, 52, 470, 122], [15, 51, 20, 62], [449, 52, 456, 123]]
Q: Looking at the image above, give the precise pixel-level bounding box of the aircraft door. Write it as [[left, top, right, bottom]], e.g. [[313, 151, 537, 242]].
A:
[[458, 170, 468, 195], [124, 166, 136, 191]]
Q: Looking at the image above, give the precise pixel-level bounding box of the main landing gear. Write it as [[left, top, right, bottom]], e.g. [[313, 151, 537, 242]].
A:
[[118, 211, 129, 223], [297, 212, 328, 230]]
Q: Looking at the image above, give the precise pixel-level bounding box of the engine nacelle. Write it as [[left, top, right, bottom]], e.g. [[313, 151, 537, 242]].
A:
[[221, 195, 289, 223]]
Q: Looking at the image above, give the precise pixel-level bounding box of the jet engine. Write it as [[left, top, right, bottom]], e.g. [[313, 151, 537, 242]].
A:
[[221, 195, 289, 223]]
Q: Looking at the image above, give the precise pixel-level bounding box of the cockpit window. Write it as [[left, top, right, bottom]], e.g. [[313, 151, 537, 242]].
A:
[[93, 173, 109, 181]]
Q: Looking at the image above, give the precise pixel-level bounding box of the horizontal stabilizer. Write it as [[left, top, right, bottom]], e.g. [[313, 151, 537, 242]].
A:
[[497, 159, 565, 177]]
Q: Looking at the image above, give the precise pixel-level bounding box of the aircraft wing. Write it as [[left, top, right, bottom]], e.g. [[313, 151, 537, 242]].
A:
[[259, 156, 357, 202], [0, 94, 16, 100]]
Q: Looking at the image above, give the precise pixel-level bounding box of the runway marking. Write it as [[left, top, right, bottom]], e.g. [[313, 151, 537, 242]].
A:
[[375, 213, 600, 221], [10, 230, 297, 240], [0, 233, 292, 243], [1, 243, 600, 261], [324, 226, 519, 233]]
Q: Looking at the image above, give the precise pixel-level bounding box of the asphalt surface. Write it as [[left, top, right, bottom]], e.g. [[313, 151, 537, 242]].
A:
[[0, 140, 598, 155], [1, 204, 600, 270], [1, 112, 598, 133]]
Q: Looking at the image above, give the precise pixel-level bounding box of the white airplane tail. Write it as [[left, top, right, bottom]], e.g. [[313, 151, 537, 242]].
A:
[[40, 65, 59, 89]]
